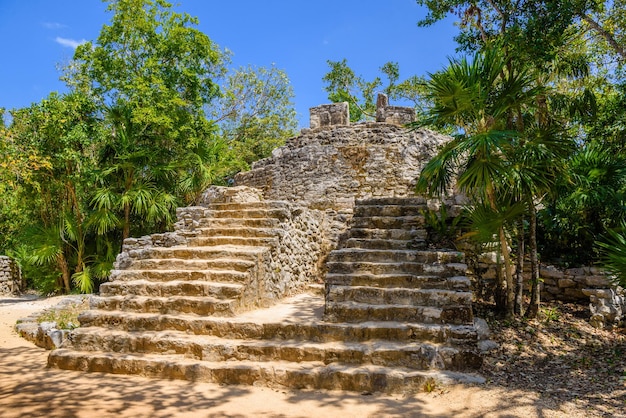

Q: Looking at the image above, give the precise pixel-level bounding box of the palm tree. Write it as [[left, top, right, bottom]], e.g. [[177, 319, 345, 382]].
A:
[[505, 123, 574, 316], [414, 47, 541, 318], [90, 104, 178, 242]]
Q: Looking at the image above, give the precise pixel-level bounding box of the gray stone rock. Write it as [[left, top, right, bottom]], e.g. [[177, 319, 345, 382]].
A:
[[478, 339, 500, 353]]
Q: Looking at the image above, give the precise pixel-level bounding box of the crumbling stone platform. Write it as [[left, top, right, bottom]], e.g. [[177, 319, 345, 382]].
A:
[[48, 98, 488, 393]]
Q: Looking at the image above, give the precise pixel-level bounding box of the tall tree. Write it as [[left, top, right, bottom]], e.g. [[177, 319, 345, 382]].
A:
[[414, 48, 543, 317], [322, 59, 430, 123], [211, 65, 297, 169], [69, 0, 230, 241], [6, 92, 101, 293]]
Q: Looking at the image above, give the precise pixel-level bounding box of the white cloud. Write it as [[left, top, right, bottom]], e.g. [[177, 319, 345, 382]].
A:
[[43, 22, 67, 29], [55, 37, 86, 49]]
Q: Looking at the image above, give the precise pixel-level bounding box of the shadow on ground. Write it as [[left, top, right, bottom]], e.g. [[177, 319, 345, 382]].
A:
[[0, 344, 572, 418]]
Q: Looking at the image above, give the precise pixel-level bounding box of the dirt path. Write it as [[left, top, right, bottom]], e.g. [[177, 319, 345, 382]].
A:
[[0, 296, 604, 417]]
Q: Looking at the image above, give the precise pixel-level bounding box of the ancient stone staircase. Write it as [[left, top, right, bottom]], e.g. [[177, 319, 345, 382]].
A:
[[93, 201, 296, 317], [325, 198, 473, 325], [48, 196, 483, 393]]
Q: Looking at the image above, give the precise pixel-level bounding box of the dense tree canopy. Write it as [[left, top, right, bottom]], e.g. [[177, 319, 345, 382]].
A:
[[0, 0, 297, 294], [413, 0, 626, 314]]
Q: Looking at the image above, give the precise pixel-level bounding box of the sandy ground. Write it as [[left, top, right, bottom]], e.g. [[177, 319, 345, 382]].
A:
[[0, 296, 599, 418]]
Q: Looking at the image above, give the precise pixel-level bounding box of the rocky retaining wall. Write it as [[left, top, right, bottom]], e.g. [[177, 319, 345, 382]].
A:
[[235, 122, 456, 246], [114, 186, 327, 304], [540, 265, 624, 328], [0, 256, 22, 296], [470, 256, 624, 328]]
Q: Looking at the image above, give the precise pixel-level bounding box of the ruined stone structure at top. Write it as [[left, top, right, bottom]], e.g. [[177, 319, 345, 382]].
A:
[[309, 94, 416, 130], [48, 97, 486, 394]]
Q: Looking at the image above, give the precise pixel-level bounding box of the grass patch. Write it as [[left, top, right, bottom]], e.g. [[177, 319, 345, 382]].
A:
[[36, 298, 90, 330]]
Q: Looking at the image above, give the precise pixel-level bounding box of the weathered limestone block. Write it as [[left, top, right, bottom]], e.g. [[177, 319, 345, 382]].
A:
[[558, 278, 576, 288], [198, 185, 263, 206], [309, 102, 350, 129], [582, 286, 625, 329], [0, 255, 23, 296], [236, 124, 451, 210], [375, 93, 415, 125], [585, 275, 612, 287], [540, 265, 565, 280]]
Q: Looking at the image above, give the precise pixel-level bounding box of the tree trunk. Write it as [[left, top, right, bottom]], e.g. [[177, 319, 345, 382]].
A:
[[499, 225, 515, 319], [123, 201, 131, 241], [493, 252, 507, 313], [527, 206, 541, 318], [580, 14, 626, 61], [67, 182, 86, 274], [487, 189, 515, 318], [57, 253, 71, 294], [515, 218, 525, 316]]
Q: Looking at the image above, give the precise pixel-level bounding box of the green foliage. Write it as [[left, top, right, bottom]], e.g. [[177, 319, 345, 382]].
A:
[[422, 377, 440, 393], [69, 0, 223, 116], [540, 306, 561, 323], [322, 58, 430, 123], [416, 1, 590, 60], [8, 245, 61, 295], [596, 222, 626, 287], [0, 0, 296, 294], [212, 65, 297, 169], [538, 142, 626, 264], [4, 92, 102, 293], [37, 299, 90, 330], [421, 205, 468, 249]]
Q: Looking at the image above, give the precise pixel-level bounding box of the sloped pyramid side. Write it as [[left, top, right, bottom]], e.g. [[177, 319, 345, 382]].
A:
[[48, 106, 488, 393]]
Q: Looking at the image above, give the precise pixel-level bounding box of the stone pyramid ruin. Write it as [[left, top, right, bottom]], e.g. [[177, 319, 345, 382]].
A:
[[48, 97, 486, 393]]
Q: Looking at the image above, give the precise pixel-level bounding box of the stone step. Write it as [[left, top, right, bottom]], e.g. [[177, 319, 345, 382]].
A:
[[327, 249, 464, 264], [90, 295, 240, 316], [187, 236, 279, 248], [353, 204, 428, 218], [355, 197, 428, 207], [194, 226, 279, 238], [350, 216, 426, 230], [99, 280, 244, 299], [109, 269, 250, 284], [327, 261, 467, 277], [48, 349, 481, 393], [347, 228, 427, 241], [203, 208, 291, 220], [343, 238, 425, 250], [66, 328, 477, 370], [126, 258, 257, 272], [325, 273, 471, 291], [326, 286, 472, 307], [132, 245, 267, 261], [324, 302, 474, 325], [198, 218, 281, 229], [204, 201, 292, 212], [77, 309, 479, 345]]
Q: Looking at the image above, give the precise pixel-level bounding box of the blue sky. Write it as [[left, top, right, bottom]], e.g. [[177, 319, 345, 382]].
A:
[[0, 0, 460, 128]]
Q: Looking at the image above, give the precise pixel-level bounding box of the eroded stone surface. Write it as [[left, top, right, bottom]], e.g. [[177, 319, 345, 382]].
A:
[[0, 256, 22, 296], [49, 102, 485, 393]]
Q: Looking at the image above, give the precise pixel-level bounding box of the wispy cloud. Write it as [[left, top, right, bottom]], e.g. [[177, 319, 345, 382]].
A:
[[55, 37, 86, 49], [43, 22, 67, 29]]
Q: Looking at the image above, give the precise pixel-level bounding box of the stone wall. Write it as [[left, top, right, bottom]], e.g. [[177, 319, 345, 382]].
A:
[[469, 257, 625, 328], [113, 186, 327, 305], [0, 256, 22, 296], [309, 102, 350, 129], [235, 122, 454, 244], [539, 265, 609, 302], [540, 265, 625, 328]]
